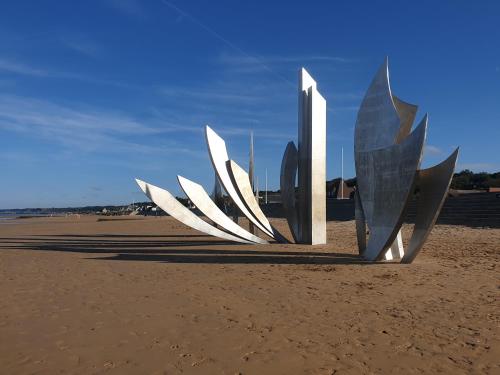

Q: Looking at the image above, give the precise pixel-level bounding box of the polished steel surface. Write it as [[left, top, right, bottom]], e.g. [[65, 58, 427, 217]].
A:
[[226, 160, 289, 242], [296, 68, 326, 244], [280, 141, 299, 242], [177, 175, 268, 244], [205, 125, 274, 238], [384, 230, 404, 260], [135, 179, 252, 244], [352, 58, 458, 263], [401, 148, 459, 263], [393, 95, 418, 143], [354, 188, 367, 255], [358, 117, 427, 261], [354, 58, 401, 153], [248, 132, 256, 234]]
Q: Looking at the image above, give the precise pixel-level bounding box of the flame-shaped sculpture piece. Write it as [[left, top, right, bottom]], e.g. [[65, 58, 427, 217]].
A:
[[354, 58, 459, 262]]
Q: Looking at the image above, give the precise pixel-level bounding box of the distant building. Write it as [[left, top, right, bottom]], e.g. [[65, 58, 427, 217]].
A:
[[326, 178, 354, 199]]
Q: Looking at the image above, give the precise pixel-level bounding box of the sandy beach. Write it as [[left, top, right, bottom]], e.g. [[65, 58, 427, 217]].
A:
[[0, 215, 498, 374]]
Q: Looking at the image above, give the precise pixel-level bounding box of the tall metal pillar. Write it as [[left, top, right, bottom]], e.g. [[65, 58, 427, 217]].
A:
[[297, 68, 326, 244]]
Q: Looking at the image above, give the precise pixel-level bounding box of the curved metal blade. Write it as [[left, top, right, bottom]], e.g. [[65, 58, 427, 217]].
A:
[[135, 179, 253, 244], [177, 175, 268, 244], [205, 125, 275, 238], [358, 116, 427, 261], [354, 58, 401, 153], [401, 148, 459, 263]]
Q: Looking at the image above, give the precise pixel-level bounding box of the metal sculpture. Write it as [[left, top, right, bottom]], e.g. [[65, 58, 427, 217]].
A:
[[226, 160, 273, 235], [136, 67, 325, 245], [205, 126, 285, 240], [354, 58, 459, 263], [177, 175, 268, 244], [280, 142, 299, 243], [135, 59, 455, 262], [248, 131, 256, 234], [135, 125, 287, 244], [401, 149, 459, 263], [135, 179, 253, 244], [280, 68, 327, 244]]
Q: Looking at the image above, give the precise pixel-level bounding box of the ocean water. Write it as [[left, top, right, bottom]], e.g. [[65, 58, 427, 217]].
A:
[[0, 213, 19, 220], [0, 213, 56, 222]]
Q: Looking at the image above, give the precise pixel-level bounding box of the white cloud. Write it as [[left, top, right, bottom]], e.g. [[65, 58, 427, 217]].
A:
[[0, 94, 202, 155], [0, 56, 139, 88], [424, 144, 443, 156], [216, 53, 357, 77], [61, 37, 101, 58], [159, 87, 262, 103], [104, 0, 146, 18], [218, 53, 355, 66], [0, 58, 48, 77], [154, 76, 299, 141]]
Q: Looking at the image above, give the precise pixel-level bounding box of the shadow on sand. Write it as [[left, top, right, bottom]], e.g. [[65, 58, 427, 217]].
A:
[[0, 234, 386, 265]]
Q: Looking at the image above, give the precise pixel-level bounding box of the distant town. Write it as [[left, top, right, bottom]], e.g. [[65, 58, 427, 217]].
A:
[[1, 170, 498, 217]]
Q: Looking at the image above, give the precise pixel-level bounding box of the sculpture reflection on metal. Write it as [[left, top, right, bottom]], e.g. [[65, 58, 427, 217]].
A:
[[354, 189, 367, 255], [280, 68, 327, 245], [280, 142, 299, 243], [354, 58, 459, 263]]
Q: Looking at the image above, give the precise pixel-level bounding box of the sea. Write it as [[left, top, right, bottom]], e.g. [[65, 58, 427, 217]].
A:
[[0, 213, 60, 222], [0, 213, 20, 220]]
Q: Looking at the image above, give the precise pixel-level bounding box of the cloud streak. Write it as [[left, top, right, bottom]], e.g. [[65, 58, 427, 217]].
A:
[[0, 94, 203, 156], [159, 87, 262, 103], [0, 56, 141, 89], [218, 54, 355, 66], [216, 53, 357, 77], [104, 0, 146, 18], [0, 58, 48, 77], [424, 144, 443, 156], [60, 36, 101, 58]]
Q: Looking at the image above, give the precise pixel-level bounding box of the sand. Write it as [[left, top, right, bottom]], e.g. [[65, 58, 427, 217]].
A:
[[0, 215, 498, 374]]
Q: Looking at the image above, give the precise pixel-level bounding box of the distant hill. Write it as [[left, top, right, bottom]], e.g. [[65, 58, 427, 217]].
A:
[[327, 170, 500, 191], [450, 170, 500, 190]]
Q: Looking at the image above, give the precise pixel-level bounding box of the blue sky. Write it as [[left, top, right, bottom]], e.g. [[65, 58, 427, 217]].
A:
[[0, 0, 499, 209]]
